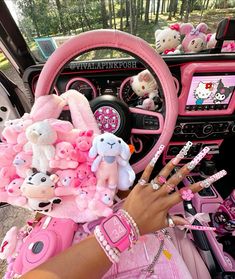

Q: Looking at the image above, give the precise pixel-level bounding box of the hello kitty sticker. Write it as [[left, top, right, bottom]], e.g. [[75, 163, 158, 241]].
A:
[[185, 74, 235, 110]]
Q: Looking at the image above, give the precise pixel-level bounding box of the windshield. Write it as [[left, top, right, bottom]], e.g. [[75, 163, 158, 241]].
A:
[[4, 0, 235, 61]]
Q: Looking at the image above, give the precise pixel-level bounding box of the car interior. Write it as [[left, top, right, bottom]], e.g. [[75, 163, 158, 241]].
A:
[[0, 1, 234, 278]]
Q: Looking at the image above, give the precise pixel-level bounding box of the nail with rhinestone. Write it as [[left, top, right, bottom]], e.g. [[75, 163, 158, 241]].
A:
[[150, 144, 165, 167], [200, 170, 227, 188], [187, 146, 210, 171], [172, 141, 193, 165]]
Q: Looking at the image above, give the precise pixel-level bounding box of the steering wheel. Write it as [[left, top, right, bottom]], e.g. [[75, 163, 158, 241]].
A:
[[34, 29, 178, 174]]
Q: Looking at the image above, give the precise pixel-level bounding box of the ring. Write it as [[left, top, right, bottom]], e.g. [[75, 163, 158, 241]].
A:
[[150, 179, 161, 190], [167, 214, 175, 228], [157, 175, 166, 184], [166, 183, 175, 193], [138, 179, 147, 186], [179, 187, 194, 201]]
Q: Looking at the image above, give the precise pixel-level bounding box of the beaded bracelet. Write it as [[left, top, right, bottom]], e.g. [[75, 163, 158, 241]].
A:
[[118, 209, 140, 242], [94, 226, 120, 263]]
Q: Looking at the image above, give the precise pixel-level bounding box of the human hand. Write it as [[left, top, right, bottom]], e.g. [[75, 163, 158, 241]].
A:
[[122, 143, 227, 236]]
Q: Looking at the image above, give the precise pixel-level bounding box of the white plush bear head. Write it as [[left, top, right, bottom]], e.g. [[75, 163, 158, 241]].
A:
[[155, 24, 181, 54], [130, 69, 157, 98], [26, 119, 73, 145], [89, 132, 130, 160]]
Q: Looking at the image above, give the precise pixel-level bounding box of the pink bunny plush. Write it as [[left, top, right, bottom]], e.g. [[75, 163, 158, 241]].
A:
[[88, 187, 115, 217], [77, 163, 97, 188], [0, 178, 27, 206], [181, 23, 208, 53], [75, 130, 94, 164], [21, 169, 61, 212], [89, 133, 131, 190], [25, 119, 74, 173], [130, 69, 159, 111], [55, 169, 79, 196], [13, 151, 32, 178], [49, 141, 78, 169]]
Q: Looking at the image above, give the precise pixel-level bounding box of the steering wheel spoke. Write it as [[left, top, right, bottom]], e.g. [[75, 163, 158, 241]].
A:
[[130, 107, 164, 135]]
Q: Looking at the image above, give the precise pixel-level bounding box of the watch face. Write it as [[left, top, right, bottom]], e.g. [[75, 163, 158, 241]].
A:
[[103, 215, 128, 243]]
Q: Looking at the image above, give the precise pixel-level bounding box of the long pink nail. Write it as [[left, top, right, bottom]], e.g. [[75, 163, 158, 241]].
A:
[[187, 146, 210, 171], [172, 141, 193, 165], [150, 144, 165, 167], [200, 169, 227, 188]]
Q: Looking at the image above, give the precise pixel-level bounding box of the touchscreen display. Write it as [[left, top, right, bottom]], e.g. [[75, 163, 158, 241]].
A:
[[185, 74, 235, 111]]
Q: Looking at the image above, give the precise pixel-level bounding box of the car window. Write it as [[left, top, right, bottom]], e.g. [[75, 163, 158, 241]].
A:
[[3, 0, 235, 62]]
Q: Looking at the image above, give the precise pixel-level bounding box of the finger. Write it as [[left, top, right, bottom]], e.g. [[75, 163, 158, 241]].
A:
[[166, 169, 227, 208], [153, 141, 193, 187], [139, 144, 165, 184], [157, 146, 210, 196]]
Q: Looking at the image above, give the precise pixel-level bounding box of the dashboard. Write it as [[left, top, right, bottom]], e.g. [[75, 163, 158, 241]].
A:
[[23, 57, 235, 166]]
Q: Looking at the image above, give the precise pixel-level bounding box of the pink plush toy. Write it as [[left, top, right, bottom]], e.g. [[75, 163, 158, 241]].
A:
[[222, 41, 235, 52], [0, 178, 27, 206], [25, 119, 74, 173], [55, 169, 79, 196], [206, 33, 217, 49], [13, 151, 32, 178], [155, 23, 181, 54], [181, 23, 208, 53], [49, 141, 78, 169], [88, 187, 115, 217], [0, 226, 19, 260], [75, 186, 96, 211], [77, 163, 97, 188], [130, 69, 159, 111], [75, 130, 94, 164], [21, 169, 61, 212]]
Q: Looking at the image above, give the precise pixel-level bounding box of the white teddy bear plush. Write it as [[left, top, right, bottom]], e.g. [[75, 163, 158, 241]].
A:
[[130, 69, 159, 111], [155, 23, 181, 54], [25, 119, 73, 173]]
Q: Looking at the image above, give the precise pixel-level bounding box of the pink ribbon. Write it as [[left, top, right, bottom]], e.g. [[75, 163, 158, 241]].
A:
[[186, 213, 210, 224], [170, 23, 180, 31]]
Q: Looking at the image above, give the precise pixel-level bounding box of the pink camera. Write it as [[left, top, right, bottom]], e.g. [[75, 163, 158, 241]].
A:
[[13, 216, 78, 275]]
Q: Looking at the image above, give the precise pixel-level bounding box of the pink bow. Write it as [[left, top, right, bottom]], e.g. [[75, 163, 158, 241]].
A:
[[186, 213, 210, 224], [170, 24, 180, 31]]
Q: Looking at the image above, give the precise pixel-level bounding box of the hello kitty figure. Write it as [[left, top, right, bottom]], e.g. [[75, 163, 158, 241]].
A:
[[194, 81, 214, 105], [213, 79, 234, 104], [181, 23, 208, 53], [155, 23, 181, 55], [130, 69, 159, 111]]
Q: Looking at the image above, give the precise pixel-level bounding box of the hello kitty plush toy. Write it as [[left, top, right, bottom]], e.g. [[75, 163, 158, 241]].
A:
[[181, 23, 208, 53], [155, 23, 181, 55], [130, 69, 159, 111]]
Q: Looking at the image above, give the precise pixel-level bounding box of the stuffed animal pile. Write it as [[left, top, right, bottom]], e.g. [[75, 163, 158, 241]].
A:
[[0, 90, 135, 222], [155, 22, 209, 54]]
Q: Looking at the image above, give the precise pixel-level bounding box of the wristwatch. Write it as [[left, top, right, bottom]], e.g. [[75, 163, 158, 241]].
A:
[[100, 213, 131, 252]]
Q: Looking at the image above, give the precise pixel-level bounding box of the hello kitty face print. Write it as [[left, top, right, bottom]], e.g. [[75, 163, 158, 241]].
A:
[[194, 81, 214, 105]]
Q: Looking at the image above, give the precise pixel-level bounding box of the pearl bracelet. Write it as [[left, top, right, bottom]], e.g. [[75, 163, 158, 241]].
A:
[[94, 226, 120, 263], [118, 209, 140, 241]]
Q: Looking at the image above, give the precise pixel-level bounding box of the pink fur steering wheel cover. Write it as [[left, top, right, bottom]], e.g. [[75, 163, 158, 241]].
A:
[[35, 29, 178, 173]]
